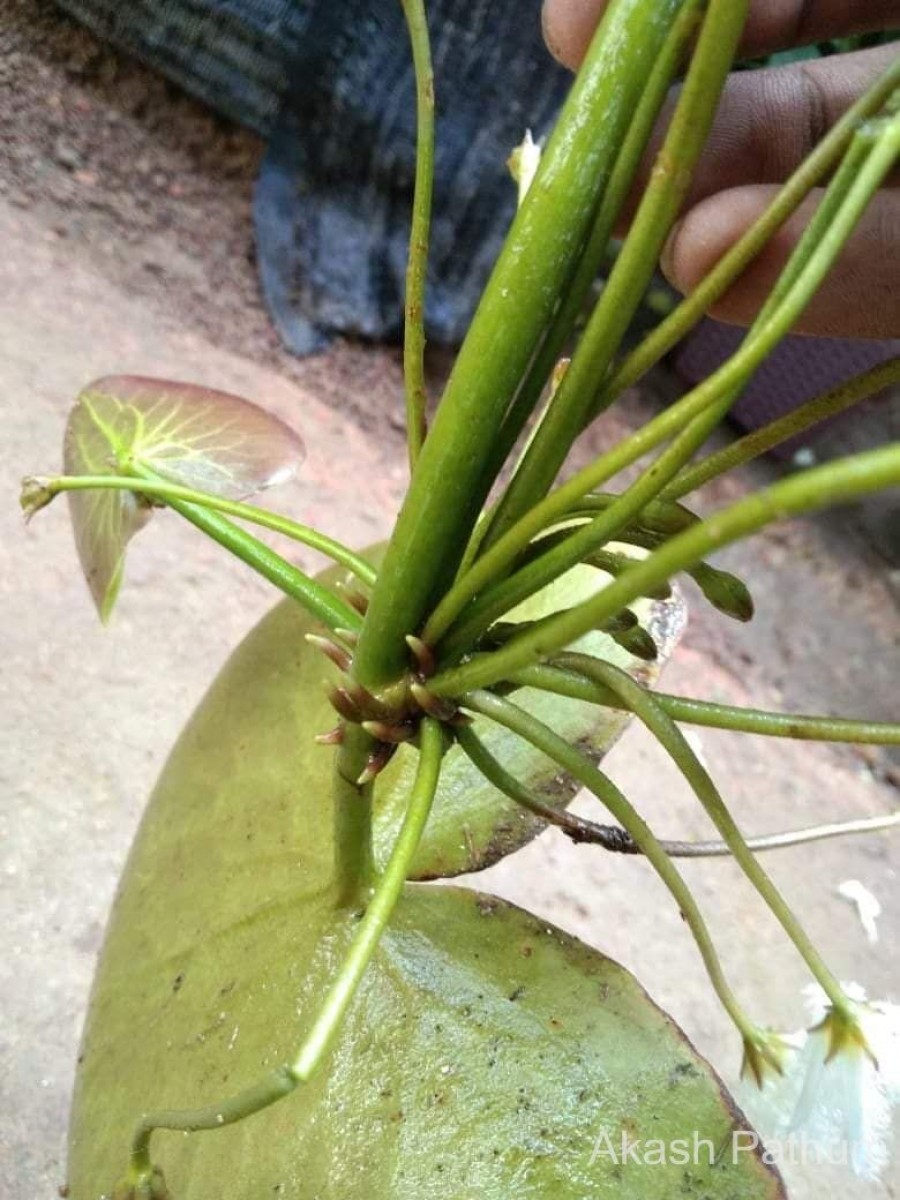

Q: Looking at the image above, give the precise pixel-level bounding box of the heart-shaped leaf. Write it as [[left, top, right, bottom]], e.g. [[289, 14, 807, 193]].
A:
[[62, 376, 304, 620], [70, 767, 782, 1199]]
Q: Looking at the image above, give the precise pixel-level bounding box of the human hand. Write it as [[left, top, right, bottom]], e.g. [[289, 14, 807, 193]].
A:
[[542, 1, 900, 337]]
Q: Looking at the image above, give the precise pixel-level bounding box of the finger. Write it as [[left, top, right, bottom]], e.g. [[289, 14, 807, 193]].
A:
[[661, 184, 900, 338], [603, 46, 898, 231], [665, 46, 900, 211], [543, 0, 900, 69]]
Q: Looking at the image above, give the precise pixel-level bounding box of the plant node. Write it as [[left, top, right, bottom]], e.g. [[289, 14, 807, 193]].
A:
[[112, 1166, 170, 1200]]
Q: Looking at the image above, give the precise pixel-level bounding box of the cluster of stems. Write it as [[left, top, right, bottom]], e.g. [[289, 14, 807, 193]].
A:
[[33, 0, 900, 1189]]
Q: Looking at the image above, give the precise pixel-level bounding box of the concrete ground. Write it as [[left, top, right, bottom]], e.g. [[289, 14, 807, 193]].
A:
[[1, 3, 898, 1198]]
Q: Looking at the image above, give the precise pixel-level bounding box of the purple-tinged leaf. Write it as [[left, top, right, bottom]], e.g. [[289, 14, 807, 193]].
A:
[[62, 375, 304, 620]]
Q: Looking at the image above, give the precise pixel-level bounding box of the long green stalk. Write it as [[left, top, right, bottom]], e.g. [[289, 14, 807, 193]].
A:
[[462, 690, 762, 1042], [427, 116, 900, 653], [588, 60, 900, 418], [429, 442, 900, 696], [512, 661, 900, 744], [665, 357, 900, 499], [482, 0, 748, 547], [574, 659, 853, 1013], [293, 718, 444, 1075], [119, 460, 364, 635], [26, 473, 377, 585], [351, 0, 687, 688], [458, 723, 900, 855], [478, 0, 706, 496], [423, 66, 900, 647], [400, 0, 436, 469], [159, 499, 360, 634]]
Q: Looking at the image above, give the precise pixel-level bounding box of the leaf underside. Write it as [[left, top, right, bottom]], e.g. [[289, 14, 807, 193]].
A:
[[63, 376, 304, 620]]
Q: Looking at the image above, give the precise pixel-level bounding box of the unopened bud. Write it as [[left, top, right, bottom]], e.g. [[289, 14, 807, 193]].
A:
[[20, 475, 56, 521]]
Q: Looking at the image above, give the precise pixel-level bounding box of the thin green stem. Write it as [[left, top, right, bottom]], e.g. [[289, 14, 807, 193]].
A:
[[461, 690, 760, 1040], [424, 65, 900, 624], [664, 356, 900, 500], [400, 0, 435, 469], [456, 723, 634, 851], [429, 117, 897, 653], [457, 723, 900, 855], [124, 719, 444, 1187], [572, 658, 852, 1012], [429, 442, 900, 697], [292, 718, 444, 1075], [120, 463, 362, 634], [28, 473, 377, 585], [125, 1065, 297, 1184], [483, 0, 748, 547], [161, 497, 362, 635], [512, 661, 900, 744], [351, 0, 687, 688], [476, 0, 706, 504], [458, 49, 899, 588], [588, 61, 900, 418]]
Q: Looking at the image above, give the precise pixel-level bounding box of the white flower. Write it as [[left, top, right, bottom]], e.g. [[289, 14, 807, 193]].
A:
[[738, 984, 900, 1181]]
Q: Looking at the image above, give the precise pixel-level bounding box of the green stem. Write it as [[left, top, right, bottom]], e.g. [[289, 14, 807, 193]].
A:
[[400, 0, 435, 469], [120, 463, 362, 633], [29, 473, 377, 585], [461, 689, 759, 1040], [429, 442, 900, 696], [483, 0, 748, 546], [588, 61, 900, 418], [351, 0, 687, 688], [664, 356, 900, 499], [457, 723, 900, 855], [512, 661, 900, 744], [475, 0, 706, 509], [162, 497, 362, 634], [125, 1067, 297, 1184], [292, 718, 444, 1075], [124, 719, 444, 1187], [456, 723, 634, 851], [333, 723, 378, 906], [429, 117, 896, 653], [423, 65, 900, 612], [572, 658, 852, 1011], [462, 46, 899, 587]]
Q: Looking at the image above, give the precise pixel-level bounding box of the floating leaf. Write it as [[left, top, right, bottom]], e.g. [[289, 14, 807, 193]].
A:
[[70, 741, 783, 1200], [62, 376, 304, 620]]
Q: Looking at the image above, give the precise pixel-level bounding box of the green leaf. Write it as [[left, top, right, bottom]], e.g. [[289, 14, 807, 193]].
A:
[[62, 376, 304, 620], [71, 788, 783, 1199], [67, 561, 776, 1197]]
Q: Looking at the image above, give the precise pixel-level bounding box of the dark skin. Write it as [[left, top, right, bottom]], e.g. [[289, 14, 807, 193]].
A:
[[542, 0, 900, 337]]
